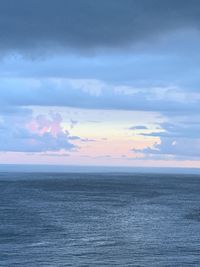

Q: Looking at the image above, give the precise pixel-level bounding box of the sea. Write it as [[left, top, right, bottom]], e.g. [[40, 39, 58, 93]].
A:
[[0, 172, 200, 266]]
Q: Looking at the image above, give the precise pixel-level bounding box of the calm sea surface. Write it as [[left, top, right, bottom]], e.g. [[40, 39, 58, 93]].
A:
[[0, 172, 200, 266]]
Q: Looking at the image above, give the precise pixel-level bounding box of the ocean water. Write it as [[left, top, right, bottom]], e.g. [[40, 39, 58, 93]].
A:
[[0, 172, 200, 266]]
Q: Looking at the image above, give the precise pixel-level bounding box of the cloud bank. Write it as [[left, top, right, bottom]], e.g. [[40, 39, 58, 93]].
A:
[[0, 0, 200, 53]]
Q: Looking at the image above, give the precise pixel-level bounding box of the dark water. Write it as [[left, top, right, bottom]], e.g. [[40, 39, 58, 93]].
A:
[[0, 172, 200, 266]]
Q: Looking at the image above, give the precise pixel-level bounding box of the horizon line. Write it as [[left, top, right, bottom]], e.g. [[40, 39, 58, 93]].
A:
[[0, 163, 200, 175]]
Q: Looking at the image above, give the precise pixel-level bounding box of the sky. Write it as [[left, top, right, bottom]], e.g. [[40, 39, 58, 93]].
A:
[[1, 0, 200, 168]]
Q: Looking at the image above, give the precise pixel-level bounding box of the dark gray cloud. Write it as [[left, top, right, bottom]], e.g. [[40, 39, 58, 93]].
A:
[[0, 0, 200, 53]]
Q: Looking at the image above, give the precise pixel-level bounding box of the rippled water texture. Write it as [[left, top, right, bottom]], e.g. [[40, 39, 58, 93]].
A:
[[0, 172, 200, 266]]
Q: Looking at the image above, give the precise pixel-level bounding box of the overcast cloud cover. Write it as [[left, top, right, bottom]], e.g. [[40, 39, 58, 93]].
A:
[[0, 0, 200, 166], [0, 0, 200, 52]]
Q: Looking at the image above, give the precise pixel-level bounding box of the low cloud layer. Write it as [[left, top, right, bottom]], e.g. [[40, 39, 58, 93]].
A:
[[0, 78, 199, 113], [0, 0, 200, 53]]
